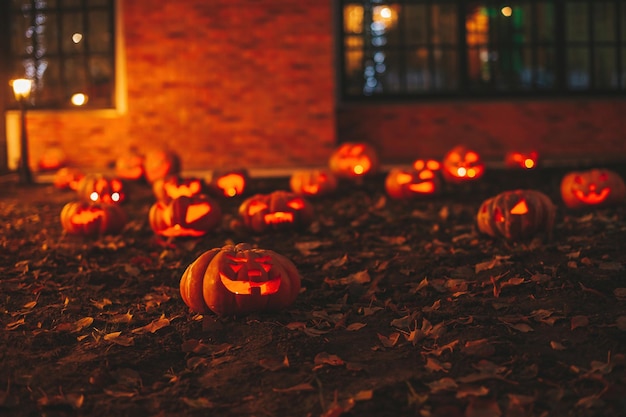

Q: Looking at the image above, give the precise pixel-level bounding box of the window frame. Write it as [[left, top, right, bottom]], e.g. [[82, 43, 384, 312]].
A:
[[5, 0, 121, 111], [337, 0, 626, 101]]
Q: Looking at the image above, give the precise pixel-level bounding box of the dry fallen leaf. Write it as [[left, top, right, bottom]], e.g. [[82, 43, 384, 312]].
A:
[[571, 315, 589, 330], [132, 315, 170, 334]]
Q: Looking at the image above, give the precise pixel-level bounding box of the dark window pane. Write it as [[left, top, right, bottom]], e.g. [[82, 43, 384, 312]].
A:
[[594, 47, 617, 88], [567, 47, 590, 89], [566, 3, 588, 42], [593, 2, 615, 42], [89, 11, 112, 53]]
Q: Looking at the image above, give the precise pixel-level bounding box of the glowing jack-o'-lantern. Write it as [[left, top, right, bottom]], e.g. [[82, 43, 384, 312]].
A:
[[38, 146, 67, 172], [238, 191, 314, 233], [476, 189, 555, 240], [328, 142, 379, 179], [206, 169, 250, 198], [77, 174, 126, 204], [152, 175, 205, 203], [60, 201, 127, 236], [289, 169, 338, 197], [505, 151, 539, 169], [149, 194, 222, 237], [143, 149, 181, 183], [442, 145, 485, 183], [385, 159, 442, 199], [53, 167, 85, 191], [179, 243, 301, 316], [560, 168, 626, 209], [115, 150, 145, 180]]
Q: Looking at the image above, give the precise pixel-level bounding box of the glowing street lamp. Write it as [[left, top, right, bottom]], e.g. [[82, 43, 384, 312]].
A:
[[12, 78, 33, 184]]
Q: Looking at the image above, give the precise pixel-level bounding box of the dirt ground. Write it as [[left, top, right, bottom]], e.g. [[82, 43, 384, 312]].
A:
[[1, 164, 626, 417]]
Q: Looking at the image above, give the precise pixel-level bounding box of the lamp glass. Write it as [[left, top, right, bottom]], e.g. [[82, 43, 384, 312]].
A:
[[12, 79, 33, 100]]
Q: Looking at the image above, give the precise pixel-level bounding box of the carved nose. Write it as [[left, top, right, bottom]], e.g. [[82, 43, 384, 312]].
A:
[[247, 269, 262, 278], [589, 183, 596, 191]]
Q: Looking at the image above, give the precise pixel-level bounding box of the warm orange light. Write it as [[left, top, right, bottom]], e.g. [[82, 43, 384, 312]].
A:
[[353, 165, 365, 175], [408, 182, 435, 193], [217, 174, 245, 197], [523, 158, 535, 169], [457, 167, 467, 177], [71, 93, 88, 106], [501, 6, 512, 17], [12, 78, 32, 100], [185, 203, 211, 223], [510, 200, 529, 215]]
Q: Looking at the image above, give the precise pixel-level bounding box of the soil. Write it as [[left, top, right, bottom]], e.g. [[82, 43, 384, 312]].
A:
[[1, 165, 626, 417]]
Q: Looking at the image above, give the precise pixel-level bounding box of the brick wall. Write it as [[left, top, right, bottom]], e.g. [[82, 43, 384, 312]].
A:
[[19, 0, 336, 173], [337, 98, 626, 165]]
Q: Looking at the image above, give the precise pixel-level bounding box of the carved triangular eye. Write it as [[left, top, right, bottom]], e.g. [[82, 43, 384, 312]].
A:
[[465, 152, 479, 163], [287, 198, 305, 210], [248, 201, 268, 216], [230, 263, 243, 273], [255, 255, 273, 272], [185, 203, 211, 223], [396, 173, 413, 184], [510, 199, 529, 215], [426, 160, 440, 170]]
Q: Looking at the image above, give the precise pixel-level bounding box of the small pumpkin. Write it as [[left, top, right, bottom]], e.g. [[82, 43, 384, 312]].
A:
[[206, 169, 250, 198], [328, 142, 379, 179], [77, 174, 126, 204], [143, 149, 181, 183], [179, 243, 301, 316], [385, 160, 442, 199], [149, 194, 222, 237], [238, 191, 314, 233], [560, 168, 626, 209], [442, 145, 485, 183], [115, 150, 145, 180], [60, 201, 127, 236], [289, 169, 338, 197], [504, 151, 539, 169], [476, 189, 556, 240], [152, 175, 205, 203], [53, 167, 85, 191]]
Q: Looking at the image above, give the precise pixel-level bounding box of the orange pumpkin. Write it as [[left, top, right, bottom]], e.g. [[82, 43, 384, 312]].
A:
[[477, 189, 556, 240], [238, 191, 314, 233], [115, 150, 145, 180], [289, 169, 338, 197], [179, 243, 301, 316], [385, 159, 442, 199], [143, 149, 181, 183], [149, 194, 222, 237], [442, 145, 485, 183], [53, 167, 85, 191], [328, 142, 379, 179], [76, 174, 126, 204], [206, 169, 250, 198], [152, 175, 205, 203], [60, 201, 127, 236], [560, 168, 626, 209]]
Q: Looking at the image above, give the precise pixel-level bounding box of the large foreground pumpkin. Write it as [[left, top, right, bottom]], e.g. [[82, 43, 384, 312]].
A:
[[477, 189, 556, 241], [180, 243, 301, 316]]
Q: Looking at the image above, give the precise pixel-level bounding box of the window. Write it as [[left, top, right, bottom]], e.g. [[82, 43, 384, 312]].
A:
[[339, 0, 626, 99], [7, 0, 116, 109]]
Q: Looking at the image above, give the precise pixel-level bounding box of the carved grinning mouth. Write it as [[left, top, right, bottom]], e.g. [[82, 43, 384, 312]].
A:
[[573, 188, 610, 204], [264, 212, 294, 224], [220, 273, 281, 295]]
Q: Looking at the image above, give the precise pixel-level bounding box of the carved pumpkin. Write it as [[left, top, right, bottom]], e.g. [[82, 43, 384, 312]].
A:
[[289, 169, 338, 197], [385, 159, 442, 199], [328, 142, 379, 179], [77, 174, 126, 204], [477, 189, 556, 240], [149, 194, 222, 237], [115, 150, 145, 180], [143, 149, 181, 183], [38, 146, 67, 172], [560, 168, 626, 209], [206, 169, 250, 198], [60, 201, 127, 236], [152, 175, 205, 203], [504, 151, 539, 169], [442, 145, 485, 183], [179, 243, 301, 316], [238, 191, 314, 233], [53, 167, 85, 191]]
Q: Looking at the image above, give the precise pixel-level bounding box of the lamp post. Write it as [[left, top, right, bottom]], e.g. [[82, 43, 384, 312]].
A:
[[12, 78, 33, 184]]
